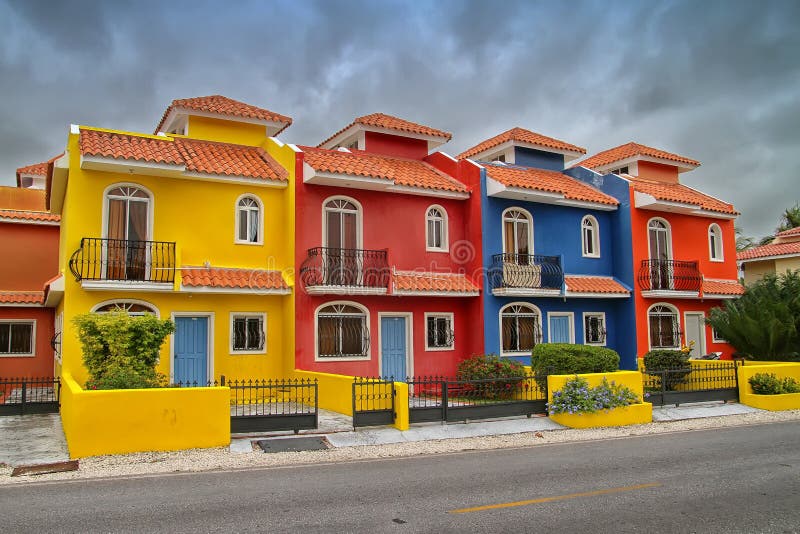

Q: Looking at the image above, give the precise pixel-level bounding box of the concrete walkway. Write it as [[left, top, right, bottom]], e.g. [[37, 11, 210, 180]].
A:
[[0, 414, 70, 467]]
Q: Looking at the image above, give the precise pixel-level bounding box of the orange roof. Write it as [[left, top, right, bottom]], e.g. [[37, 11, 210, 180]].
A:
[[776, 227, 800, 239], [630, 176, 737, 215], [79, 128, 287, 182], [155, 95, 292, 134], [0, 209, 60, 223], [392, 271, 479, 295], [483, 164, 618, 206], [576, 142, 700, 170], [318, 113, 451, 147], [16, 161, 49, 176], [458, 127, 586, 159], [702, 279, 744, 296], [301, 146, 467, 194], [0, 291, 44, 305], [564, 276, 630, 294], [738, 241, 800, 261], [181, 267, 288, 291]]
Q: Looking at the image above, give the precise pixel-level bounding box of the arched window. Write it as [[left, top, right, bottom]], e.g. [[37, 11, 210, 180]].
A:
[[581, 215, 600, 258], [92, 300, 158, 317], [236, 195, 263, 244], [708, 223, 723, 261], [500, 303, 542, 354], [648, 304, 680, 349], [323, 197, 361, 249], [426, 205, 448, 252], [104, 185, 152, 281], [647, 218, 671, 261], [316, 302, 369, 360], [502, 208, 533, 257]]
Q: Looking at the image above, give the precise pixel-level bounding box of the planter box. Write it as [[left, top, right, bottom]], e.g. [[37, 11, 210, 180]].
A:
[[740, 392, 800, 411], [550, 402, 652, 429]]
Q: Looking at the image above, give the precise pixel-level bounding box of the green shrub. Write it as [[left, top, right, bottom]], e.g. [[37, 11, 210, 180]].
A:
[[531, 343, 620, 376], [73, 309, 174, 390], [456, 354, 526, 400], [548, 376, 640, 415], [643, 350, 692, 391], [748, 373, 800, 395]]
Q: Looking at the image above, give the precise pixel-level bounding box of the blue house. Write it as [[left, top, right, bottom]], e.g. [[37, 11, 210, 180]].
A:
[[458, 128, 637, 369]]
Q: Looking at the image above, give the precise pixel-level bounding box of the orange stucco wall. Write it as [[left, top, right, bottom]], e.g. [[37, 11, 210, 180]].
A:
[[0, 186, 48, 211], [637, 161, 680, 183], [0, 221, 60, 291], [0, 307, 55, 377]]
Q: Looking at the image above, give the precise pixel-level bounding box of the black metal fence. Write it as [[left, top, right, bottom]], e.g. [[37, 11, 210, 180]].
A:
[[637, 259, 702, 292], [642, 361, 740, 406], [488, 253, 563, 291], [0, 377, 61, 415], [407, 374, 548, 423], [68, 237, 176, 283], [300, 247, 390, 289], [352, 377, 395, 428]]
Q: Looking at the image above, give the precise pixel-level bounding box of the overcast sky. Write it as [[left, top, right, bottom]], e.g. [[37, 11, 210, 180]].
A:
[[1, 0, 797, 238]]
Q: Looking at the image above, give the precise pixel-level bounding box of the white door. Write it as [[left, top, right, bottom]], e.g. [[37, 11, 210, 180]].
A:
[[684, 312, 706, 357]]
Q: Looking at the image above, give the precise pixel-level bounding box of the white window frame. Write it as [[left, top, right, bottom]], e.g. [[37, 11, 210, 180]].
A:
[[424, 312, 455, 351], [91, 299, 159, 317], [547, 312, 575, 344], [54, 311, 63, 364], [229, 312, 267, 355], [425, 205, 449, 252], [501, 207, 534, 255], [314, 301, 370, 362], [0, 320, 36, 357], [647, 303, 681, 350], [712, 326, 726, 343], [101, 183, 154, 241], [235, 194, 264, 245], [582, 312, 607, 346], [708, 223, 724, 262], [647, 217, 672, 261], [499, 302, 542, 356], [322, 196, 364, 249], [581, 215, 600, 258]]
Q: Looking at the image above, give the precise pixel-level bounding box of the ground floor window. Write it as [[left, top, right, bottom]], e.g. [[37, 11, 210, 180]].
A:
[[500, 303, 542, 354], [425, 313, 454, 351], [0, 321, 35, 356], [231, 313, 266, 353], [648, 304, 680, 349], [93, 300, 157, 316], [711, 326, 726, 343], [584, 313, 606, 345], [317, 303, 369, 359]]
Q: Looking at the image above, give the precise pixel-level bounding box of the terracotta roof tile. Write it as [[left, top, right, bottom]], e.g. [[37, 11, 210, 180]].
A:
[[630, 177, 738, 215], [301, 146, 468, 193], [0, 291, 44, 304], [576, 142, 700, 170], [564, 276, 630, 294], [458, 127, 586, 159], [738, 241, 800, 261], [0, 209, 60, 223], [79, 128, 287, 182], [482, 164, 618, 206], [318, 113, 451, 147], [702, 279, 744, 296], [16, 161, 49, 176], [776, 227, 800, 239], [181, 267, 288, 291], [155, 95, 292, 134], [392, 271, 479, 294]]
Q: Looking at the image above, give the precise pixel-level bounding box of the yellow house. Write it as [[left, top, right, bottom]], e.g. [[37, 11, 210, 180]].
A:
[[738, 227, 800, 285], [46, 95, 298, 386]]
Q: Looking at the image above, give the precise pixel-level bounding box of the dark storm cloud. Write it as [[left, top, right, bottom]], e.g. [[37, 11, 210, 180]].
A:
[[0, 0, 797, 239]]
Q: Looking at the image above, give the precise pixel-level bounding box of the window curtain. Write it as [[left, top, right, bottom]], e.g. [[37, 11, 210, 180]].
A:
[[106, 199, 127, 279], [126, 201, 148, 280]]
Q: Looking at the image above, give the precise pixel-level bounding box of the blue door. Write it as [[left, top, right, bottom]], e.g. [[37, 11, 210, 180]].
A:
[[381, 316, 407, 380], [549, 315, 572, 343], [174, 316, 208, 385]]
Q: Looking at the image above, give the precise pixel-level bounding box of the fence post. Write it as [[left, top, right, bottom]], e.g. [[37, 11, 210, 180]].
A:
[[393, 381, 409, 431], [352, 380, 357, 430], [20, 381, 27, 415], [441, 379, 448, 423]]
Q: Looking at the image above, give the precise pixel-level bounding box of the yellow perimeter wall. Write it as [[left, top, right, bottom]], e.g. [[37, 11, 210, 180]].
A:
[[60, 373, 230, 458], [738, 363, 800, 411]]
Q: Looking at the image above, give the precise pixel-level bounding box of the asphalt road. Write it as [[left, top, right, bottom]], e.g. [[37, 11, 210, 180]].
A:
[[2, 421, 799, 533]]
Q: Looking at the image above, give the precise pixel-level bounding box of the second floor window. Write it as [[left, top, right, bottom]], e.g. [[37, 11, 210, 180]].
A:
[[709, 224, 723, 261], [236, 196, 262, 244], [582, 215, 600, 258], [503, 208, 532, 257], [426, 206, 448, 251]]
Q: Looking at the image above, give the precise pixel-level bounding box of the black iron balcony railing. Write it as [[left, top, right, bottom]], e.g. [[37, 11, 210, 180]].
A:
[[488, 253, 563, 291], [637, 259, 702, 292], [300, 247, 390, 289], [68, 237, 176, 283]]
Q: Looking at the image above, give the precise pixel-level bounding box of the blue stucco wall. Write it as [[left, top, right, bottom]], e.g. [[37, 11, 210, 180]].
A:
[[513, 147, 565, 171]]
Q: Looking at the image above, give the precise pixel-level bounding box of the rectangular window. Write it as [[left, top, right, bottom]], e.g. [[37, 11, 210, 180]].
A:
[[712, 327, 726, 343], [0, 321, 35, 356], [583, 313, 606, 345], [231, 314, 266, 353], [425, 313, 454, 350]]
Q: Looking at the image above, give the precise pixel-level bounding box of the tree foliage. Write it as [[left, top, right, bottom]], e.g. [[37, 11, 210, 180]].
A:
[[707, 271, 800, 361], [73, 309, 175, 389]]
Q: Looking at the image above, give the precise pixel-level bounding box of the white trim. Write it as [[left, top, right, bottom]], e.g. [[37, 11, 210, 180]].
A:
[[393, 290, 479, 297], [229, 312, 268, 355], [0, 303, 45, 308], [0, 319, 36, 357], [425, 204, 449, 253], [378, 312, 414, 378], [640, 290, 700, 299], [582, 312, 607, 346], [712, 325, 727, 343], [101, 182, 155, 243], [80, 280, 174, 292], [234, 193, 265, 246], [581, 214, 601, 258], [593, 153, 698, 174], [498, 301, 542, 357], [647, 302, 681, 351], [547, 312, 575, 343], [0, 217, 60, 227], [179, 285, 291, 295], [485, 177, 617, 211], [54, 311, 63, 364], [319, 122, 448, 152], [635, 191, 736, 220], [178, 172, 288, 188], [470, 139, 585, 163], [738, 252, 800, 264], [647, 216, 672, 263], [322, 195, 363, 250], [501, 206, 534, 256], [564, 291, 630, 299], [683, 311, 707, 356], [384, 184, 469, 200], [160, 108, 289, 136], [305, 286, 388, 296], [702, 293, 740, 300], [492, 288, 562, 297], [314, 300, 371, 362], [44, 274, 65, 308], [81, 155, 185, 177], [708, 223, 724, 262], [170, 312, 215, 384], [90, 298, 160, 317], [423, 312, 455, 352], [303, 165, 469, 200]]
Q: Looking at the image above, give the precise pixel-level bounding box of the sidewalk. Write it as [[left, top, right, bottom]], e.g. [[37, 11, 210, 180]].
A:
[[0, 414, 70, 467]]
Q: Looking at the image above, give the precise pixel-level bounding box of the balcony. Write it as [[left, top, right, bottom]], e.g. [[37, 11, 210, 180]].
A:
[[69, 238, 176, 290], [637, 259, 702, 298], [300, 247, 390, 295], [489, 253, 563, 297]]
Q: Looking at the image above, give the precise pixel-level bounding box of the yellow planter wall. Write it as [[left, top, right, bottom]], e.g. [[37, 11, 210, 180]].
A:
[[60, 373, 230, 458], [738, 363, 800, 411], [294, 370, 355, 416]]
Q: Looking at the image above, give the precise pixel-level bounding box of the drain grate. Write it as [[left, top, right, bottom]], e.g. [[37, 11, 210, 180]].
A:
[[256, 436, 329, 453]]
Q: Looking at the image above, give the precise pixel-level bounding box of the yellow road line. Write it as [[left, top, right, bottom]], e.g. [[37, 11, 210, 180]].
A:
[[449, 482, 662, 514]]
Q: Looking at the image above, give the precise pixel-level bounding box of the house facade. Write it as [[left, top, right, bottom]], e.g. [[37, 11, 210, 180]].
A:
[[738, 227, 800, 285]]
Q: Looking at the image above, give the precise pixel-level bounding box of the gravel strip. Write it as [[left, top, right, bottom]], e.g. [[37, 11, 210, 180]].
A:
[[2, 409, 799, 485]]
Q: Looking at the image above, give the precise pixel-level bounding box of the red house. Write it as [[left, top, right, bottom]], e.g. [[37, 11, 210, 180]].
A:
[[577, 143, 743, 359], [293, 113, 484, 378], [0, 167, 60, 378]]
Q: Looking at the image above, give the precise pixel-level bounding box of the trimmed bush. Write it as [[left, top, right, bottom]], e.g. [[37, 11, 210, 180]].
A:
[[748, 373, 800, 395], [531, 343, 620, 377], [643, 349, 692, 391], [456, 354, 526, 400]]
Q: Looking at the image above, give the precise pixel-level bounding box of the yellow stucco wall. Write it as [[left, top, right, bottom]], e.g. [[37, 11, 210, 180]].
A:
[[742, 259, 776, 285], [187, 116, 269, 146], [738, 363, 800, 411]]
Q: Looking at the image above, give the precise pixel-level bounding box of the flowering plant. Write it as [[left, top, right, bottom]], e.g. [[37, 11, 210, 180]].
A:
[[548, 376, 640, 415], [680, 340, 696, 355]]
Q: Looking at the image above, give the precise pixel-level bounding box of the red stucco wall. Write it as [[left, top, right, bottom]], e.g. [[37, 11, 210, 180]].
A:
[[0, 307, 55, 377], [0, 221, 60, 291]]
